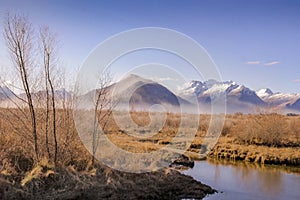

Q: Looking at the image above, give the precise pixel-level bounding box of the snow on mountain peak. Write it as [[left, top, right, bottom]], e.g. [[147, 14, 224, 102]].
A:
[[256, 88, 273, 98], [181, 79, 240, 97], [203, 81, 236, 95]]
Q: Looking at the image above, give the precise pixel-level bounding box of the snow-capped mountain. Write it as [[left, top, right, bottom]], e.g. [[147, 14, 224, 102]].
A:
[[256, 88, 300, 111], [180, 78, 300, 113], [179, 79, 265, 113], [256, 88, 273, 98], [79, 76, 300, 113]]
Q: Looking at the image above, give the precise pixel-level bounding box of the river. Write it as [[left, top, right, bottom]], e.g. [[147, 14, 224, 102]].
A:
[[183, 160, 300, 200]]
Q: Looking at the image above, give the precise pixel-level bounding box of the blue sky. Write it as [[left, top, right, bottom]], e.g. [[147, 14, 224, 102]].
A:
[[0, 0, 299, 93]]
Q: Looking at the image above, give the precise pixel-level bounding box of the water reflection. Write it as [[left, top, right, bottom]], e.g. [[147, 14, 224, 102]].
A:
[[184, 159, 300, 200]]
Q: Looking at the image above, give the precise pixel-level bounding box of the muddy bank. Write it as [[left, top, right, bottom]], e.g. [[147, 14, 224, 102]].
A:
[[0, 165, 215, 200], [170, 154, 195, 169], [207, 143, 300, 166]]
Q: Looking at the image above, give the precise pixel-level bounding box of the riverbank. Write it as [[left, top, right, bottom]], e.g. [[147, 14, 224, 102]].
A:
[[0, 163, 215, 200], [187, 137, 300, 166], [208, 143, 300, 166]]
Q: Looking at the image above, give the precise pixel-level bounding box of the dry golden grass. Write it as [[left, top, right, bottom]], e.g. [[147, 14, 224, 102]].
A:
[[1, 108, 299, 177], [102, 112, 300, 163]]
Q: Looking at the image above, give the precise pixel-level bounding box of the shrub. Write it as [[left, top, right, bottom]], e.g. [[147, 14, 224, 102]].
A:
[[289, 117, 300, 143], [234, 114, 289, 147]]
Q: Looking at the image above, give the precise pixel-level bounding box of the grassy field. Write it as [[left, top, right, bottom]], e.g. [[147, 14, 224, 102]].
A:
[[106, 112, 300, 166], [1, 109, 300, 175]]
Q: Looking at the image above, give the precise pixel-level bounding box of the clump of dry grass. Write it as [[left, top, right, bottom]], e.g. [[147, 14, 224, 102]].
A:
[[21, 158, 55, 186]]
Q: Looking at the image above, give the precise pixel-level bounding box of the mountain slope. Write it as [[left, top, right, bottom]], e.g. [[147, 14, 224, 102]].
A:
[[0, 86, 15, 100], [76, 74, 193, 112], [111, 74, 192, 112]]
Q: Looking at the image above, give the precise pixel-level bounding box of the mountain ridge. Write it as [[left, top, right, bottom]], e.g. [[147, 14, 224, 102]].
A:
[[179, 79, 300, 113], [0, 75, 299, 113]]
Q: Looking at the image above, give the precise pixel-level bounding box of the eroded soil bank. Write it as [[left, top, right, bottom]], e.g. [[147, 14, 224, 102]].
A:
[[0, 164, 215, 200], [207, 143, 300, 166]]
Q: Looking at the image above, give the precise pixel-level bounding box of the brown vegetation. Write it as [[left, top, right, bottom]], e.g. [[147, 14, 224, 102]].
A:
[[1, 109, 299, 174]]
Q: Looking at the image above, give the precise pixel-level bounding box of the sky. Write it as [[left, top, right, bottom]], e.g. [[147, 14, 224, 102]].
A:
[[0, 0, 300, 93]]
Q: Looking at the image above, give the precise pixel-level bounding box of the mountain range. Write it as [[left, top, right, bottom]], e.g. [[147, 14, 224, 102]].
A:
[[0, 74, 299, 113], [0, 87, 72, 108], [179, 79, 300, 113], [256, 88, 300, 112]]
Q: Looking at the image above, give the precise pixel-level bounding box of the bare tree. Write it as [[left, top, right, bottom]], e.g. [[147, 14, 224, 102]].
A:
[[41, 44, 51, 160], [40, 26, 58, 164], [91, 71, 115, 165], [3, 13, 39, 160]]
